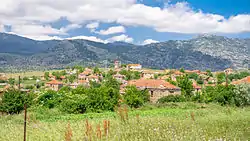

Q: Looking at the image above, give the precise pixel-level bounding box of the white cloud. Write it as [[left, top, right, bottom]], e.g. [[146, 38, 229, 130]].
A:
[[0, 0, 250, 40], [97, 26, 126, 35], [106, 34, 133, 43], [86, 22, 99, 29], [0, 24, 4, 32], [66, 35, 107, 43], [60, 24, 82, 32], [142, 39, 159, 45]]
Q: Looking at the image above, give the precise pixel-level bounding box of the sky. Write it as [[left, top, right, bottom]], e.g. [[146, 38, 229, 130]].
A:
[[0, 0, 250, 44]]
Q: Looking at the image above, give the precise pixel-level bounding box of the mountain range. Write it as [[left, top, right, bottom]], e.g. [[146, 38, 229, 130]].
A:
[[0, 33, 249, 72]]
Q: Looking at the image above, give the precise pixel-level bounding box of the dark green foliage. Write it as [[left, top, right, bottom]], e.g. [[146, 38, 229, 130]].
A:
[[166, 77, 177, 86], [0, 89, 34, 114], [157, 95, 186, 103], [102, 77, 120, 90], [216, 72, 226, 84], [124, 86, 150, 108], [52, 71, 66, 79], [44, 72, 49, 80], [188, 73, 199, 80], [191, 92, 205, 103], [37, 90, 65, 109], [25, 85, 35, 90], [119, 69, 141, 80], [23, 76, 29, 81], [93, 67, 101, 74], [58, 86, 72, 93], [0, 80, 7, 83], [180, 68, 185, 73], [197, 77, 204, 85], [206, 70, 213, 77], [8, 78, 15, 85], [154, 74, 159, 79], [228, 71, 250, 81], [177, 75, 194, 97], [203, 85, 236, 106], [67, 75, 77, 83], [59, 95, 86, 114], [85, 86, 120, 112]]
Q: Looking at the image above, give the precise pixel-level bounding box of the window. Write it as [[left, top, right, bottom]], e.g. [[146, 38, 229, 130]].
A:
[[150, 91, 154, 97], [169, 90, 175, 93]]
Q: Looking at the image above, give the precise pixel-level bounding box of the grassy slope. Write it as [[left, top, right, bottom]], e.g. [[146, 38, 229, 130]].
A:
[[0, 103, 249, 141]]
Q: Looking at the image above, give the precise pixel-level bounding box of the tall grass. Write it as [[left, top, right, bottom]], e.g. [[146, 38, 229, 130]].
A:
[[0, 103, 249, 141]]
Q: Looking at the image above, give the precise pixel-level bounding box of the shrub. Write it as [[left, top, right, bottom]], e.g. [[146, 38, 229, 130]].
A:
[[60, 96, 86, 114], [203, 85, 236, 106], [0, 89, 34, 114], [124, 86, 149, 108], [157, 95, 186, 103], [37, 90, 65, 108], [234, 84, 250, 106]]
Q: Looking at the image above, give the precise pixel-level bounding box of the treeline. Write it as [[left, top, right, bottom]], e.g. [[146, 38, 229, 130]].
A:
[[158, 84, 250, 107], [0, 76, 149, 114]]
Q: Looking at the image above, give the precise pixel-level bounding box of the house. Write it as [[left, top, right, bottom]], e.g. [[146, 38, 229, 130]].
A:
[[141, 70, 157, 79], [45, 80, 63, 91], [185, 70, 201, 74], [127, 79, 181, 103], [60, 76, 66, 81], [113, 74, 126, 83], [231, 76, 250, 85], [0, 73, 7, 81], [192, 81, 202, 92], [127, 64, 142, 70], [87, 75, 99, 82], [224, 68, 233, 74], [114, 60, 120, 69], [69, 82, 79, 89]]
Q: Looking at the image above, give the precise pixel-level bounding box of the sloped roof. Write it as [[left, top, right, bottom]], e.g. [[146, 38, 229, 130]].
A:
[[46, 80, 63, 85], [231, 76, 250, 85], [128, 79, 180, 90]]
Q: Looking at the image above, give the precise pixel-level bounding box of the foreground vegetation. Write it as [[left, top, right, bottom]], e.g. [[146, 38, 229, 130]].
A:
[[0, 103, 249, 141]]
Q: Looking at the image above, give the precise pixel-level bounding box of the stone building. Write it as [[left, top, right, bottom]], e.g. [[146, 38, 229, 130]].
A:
[[127, 79, 181, 103], [45, 80, 63, 91]]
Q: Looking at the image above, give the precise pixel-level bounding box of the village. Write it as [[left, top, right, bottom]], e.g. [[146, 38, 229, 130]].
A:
[[0, 60, 249, 103]]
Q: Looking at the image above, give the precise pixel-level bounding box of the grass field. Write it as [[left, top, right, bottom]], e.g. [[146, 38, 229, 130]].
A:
[[6, 70, 62, 79], [0, 103, 249, 141]]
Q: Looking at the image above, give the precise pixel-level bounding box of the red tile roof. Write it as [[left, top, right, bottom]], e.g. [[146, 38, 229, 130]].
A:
[[231, 76, 250, 85], [46, 80, 63, 85], [128, 79, 180, 89]]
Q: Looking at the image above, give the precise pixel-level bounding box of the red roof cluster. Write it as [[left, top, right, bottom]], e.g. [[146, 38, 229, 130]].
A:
[[46, 80, 63, 85], [128, 79, 180, 89]]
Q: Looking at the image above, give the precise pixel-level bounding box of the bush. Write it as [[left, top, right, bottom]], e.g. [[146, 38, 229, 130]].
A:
[[234, 84, 250, 106], [37, 90, 65, 108], [157, 95, 186, 103], [0, 89, 34, 114], [59, 95, 86, 114], [203, 85, 236, 106], [124, 86, 149, 108]]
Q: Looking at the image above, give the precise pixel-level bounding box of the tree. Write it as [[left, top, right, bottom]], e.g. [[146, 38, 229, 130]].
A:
[[8, 78, 15, 85], [216, 72, 226, 84], [68, 75, 76, 83], [94, 67, 101, 74], [203, 85, 235, 106], [124, 86, 149, 108], [0, 89, 34, 114], [44, 72, 50, 80], [180, 67, 185, 73], [234, 84, 250, 106], [177, 75, 194, 97], [188, 73, 199, 80], [154, 74, 159, 79], [206, 70, 213, 77], [196, 77, 204, 85]]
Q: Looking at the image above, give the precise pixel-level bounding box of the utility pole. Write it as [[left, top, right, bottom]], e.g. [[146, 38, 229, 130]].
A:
[[225, 71, 228, 87], [18, 76, 21, 89], [23, 101, 27, 141]]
